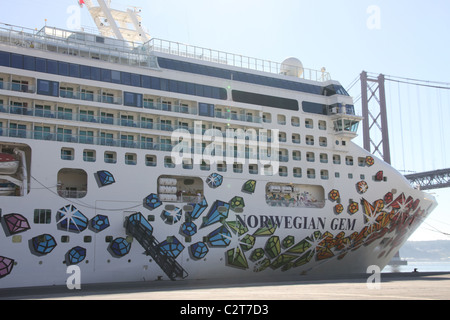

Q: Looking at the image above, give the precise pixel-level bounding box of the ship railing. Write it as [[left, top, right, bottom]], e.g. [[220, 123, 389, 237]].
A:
[[0, 80, 36, 94], [146, 38, 332, 82], [0, 23, 331, 81], [0, 113, 282, 147], [57, 189, 87, 199], [0, 23, 157, 69], [59, 89, 123, 105], [0, 99, 264, 128], [265, 199, 326, 208], [0, 127, 295, 163]]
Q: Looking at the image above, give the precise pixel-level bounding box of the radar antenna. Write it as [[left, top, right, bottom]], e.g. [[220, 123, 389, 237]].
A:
[[78, 0, 150, 43]]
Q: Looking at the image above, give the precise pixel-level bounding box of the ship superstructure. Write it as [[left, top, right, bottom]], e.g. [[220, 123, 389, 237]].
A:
[[0, 2, 437, 288]]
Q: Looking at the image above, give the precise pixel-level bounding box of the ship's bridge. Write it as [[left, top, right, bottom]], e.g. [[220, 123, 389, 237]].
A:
[[329, 103, 362, 139]]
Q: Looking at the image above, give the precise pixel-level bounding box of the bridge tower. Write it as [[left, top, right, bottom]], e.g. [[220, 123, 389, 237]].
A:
[[360, 71, 391, 164]]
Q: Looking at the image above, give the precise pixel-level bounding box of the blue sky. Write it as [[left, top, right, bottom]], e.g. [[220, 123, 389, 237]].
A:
[[1, 0, 450, 241]]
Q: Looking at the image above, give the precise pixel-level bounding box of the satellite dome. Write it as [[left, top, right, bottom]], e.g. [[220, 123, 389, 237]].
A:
[[280, 57, 303, 77]]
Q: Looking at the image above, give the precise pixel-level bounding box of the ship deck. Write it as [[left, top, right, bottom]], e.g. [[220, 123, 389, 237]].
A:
[[2, 271, 450, 301]]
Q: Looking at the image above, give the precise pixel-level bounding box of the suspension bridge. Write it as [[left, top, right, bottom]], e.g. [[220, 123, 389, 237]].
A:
[[347, 71, 450, 191]]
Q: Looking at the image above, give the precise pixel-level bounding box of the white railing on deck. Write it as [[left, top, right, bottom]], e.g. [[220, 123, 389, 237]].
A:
[[146, 38, 331, 82], [0, 22, 331, 82]]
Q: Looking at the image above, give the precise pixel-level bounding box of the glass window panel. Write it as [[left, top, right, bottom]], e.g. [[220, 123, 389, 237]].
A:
[[11, 54, 23, 69], [195, 84, 203, 96], [80, 65, 90, 79], [141, 75, 151, 88], [186, 83, 195, 95], [169, 80, 178, 92], [111, 70, 121, 83], [150, 77, 161, 90], [0, 51, 10, 67], [46, 59, 58, 74], [130, 73, 140, 87], [160, 79, 168, 91], [69, 63, 80, 77], [58, 62, 69, 76], [90, 67, 101, 81], [37, 79, 50, 95], [101, 69, 112, 82], [24, 55, 35, 71], [121, 72, 131, 85]]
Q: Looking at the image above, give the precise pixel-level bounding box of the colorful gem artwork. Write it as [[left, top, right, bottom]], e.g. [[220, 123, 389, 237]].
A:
[[328, 189, 340, 202], [57, 205, 88, 233], [31, 234, 57, 255], [90, 215, 110, 232], [348, 201, 359, 215], [206, 173, 223, 189], [95, 170, 115, 187], [189, 198, 208, 220], [375, 171, 384, 181], [207, 225, 232, 247], [190, 242, 209, 260], [161, 206, 182, 225], [201, 200, 230, 228], [365, 156, 375, 166], [159, 236, 185, 258], [66, 246, 86, 265], [109, 238, 131, 257], [357, 181, 369, 194], [3, 213, 30, 235], [181, 221, 197, 237], [230, 196, 245, 211], [242, 180, 256, 194], [0, 256, 14, 279], [226, 247, 248, 269], [264, 236, 281, 259], [144, 194, 163, 211], [0, 161, 431, 284]]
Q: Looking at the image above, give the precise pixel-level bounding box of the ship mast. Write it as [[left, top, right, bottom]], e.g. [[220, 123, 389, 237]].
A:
[[79, 0, 150, 43]]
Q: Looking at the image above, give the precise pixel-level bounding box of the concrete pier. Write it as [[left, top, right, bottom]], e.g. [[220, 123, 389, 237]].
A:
[[1, 272, 450, 300]]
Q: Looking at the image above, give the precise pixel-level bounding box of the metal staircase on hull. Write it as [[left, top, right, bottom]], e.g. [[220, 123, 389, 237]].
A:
[[125, 214, 188, 281]]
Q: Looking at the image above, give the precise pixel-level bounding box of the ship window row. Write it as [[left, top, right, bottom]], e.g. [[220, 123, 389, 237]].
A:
[[302, 101, 356, 116], [157, 57, 350, 97], [263, 113, 327, 130], [1, 119, 342, 163], [2, 121, 334, 158], [231, 90, 299, 111], [1, 95, 333, 145], [1, 71, 350, 125], [0, 74, 266, 125], [0, 51, 227, 101], [58, 145, 365, 181]]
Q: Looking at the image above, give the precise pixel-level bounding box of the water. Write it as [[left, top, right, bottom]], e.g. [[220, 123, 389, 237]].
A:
[[383, 261, 450, 273]]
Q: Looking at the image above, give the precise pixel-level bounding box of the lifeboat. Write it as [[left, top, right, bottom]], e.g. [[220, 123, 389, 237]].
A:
[[0, 153, 19, 174]]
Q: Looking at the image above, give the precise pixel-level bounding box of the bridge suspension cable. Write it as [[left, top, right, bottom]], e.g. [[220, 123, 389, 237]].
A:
[[347, 71, 450, 190]]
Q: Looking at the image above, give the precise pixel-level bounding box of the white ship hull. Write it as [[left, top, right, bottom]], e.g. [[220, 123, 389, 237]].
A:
[[0, 138, 437, 288]]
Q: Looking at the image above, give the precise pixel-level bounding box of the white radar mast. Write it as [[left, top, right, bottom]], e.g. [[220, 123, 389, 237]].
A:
[[78, 0, 150, 43]]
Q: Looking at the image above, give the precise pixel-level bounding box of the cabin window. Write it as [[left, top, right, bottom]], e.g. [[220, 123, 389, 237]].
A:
[[34, 209, 51, 224], [145, 155, 157, 167], [198, 103, 215, 117], [265, 183, 325, 208], [61, 148, 74, 160], [83, 149, 96, 162], [104, 151, 117, 164], [37, 79, 59, 97]]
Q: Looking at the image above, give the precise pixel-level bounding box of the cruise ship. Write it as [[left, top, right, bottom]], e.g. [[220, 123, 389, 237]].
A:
[[0, 1, 437, 289]]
